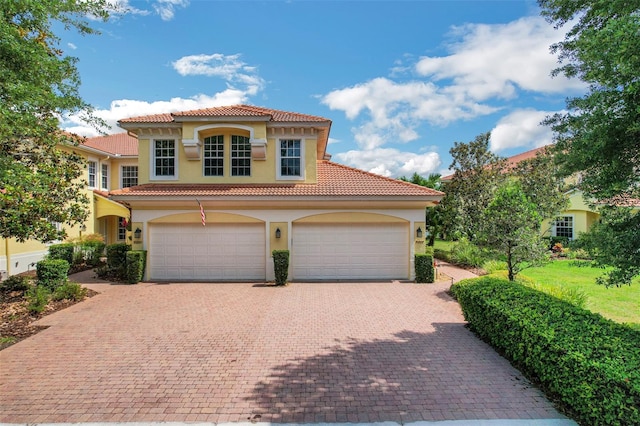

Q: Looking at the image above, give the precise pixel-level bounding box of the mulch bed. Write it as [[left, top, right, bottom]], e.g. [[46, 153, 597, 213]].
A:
[[0, 273, 98, 351]]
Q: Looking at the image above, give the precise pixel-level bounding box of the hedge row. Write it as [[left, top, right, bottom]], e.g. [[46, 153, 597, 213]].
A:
[[36, 259, 70, 290], [451, 277, 640, 426]]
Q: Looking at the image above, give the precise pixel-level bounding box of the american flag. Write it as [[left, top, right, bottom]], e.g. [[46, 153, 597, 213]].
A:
[[196, 199, 206, 226]]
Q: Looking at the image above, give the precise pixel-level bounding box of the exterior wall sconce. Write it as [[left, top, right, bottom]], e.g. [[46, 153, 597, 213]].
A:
[[275, 227, 281, 239], [134, 228, 142, 240], [416, 227, 423, 239]]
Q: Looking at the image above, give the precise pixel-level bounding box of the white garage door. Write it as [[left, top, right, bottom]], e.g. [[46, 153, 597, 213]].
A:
[[292, 223, 409, 280], [148, 223, 265, 281]]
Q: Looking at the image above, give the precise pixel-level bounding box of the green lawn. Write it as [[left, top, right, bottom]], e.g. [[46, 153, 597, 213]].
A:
[[433, 239, 455, 253], [520, 261, 640, 326]]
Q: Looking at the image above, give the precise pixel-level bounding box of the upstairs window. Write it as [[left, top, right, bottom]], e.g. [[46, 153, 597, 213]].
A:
[[203, 135, 224, 176], [278, 139, 302, 178], [121, 165, 138, 188], [153, 139, 176, 178], [88, 161, 97, 188], [101, 164, 109, 190], [231, 135, 251, 176], [553, 216, 574, 240]]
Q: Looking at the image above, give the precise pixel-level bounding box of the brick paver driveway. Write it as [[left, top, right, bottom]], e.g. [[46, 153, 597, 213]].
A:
[[0, 277, 568, 423]]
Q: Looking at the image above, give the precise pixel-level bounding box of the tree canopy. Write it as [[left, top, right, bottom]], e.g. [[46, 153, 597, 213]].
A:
[[479, 180, 548, 281], [539, 0, 640, 286], [440, 132, 507, 241], [0, 0, 110, 242]]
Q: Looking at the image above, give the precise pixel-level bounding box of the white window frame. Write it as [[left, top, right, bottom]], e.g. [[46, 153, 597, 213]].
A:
[[87, 160, 97, 188], [117, 217, 127, 241], [101, 163, 109, 190], [276, 138, 305, 180], [120, 164, 139, 189], [552, 215, 574, 240], [203, 134, 224, 177], [230, 135, 251, 177], [150, 138, 178, 180]]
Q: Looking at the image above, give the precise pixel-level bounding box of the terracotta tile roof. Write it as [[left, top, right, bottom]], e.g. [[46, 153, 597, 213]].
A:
[[119, 104, 330, 124], [441, 145, 550, 181], [504, 145, 550, 169], [110, 161, 444, 199], [598, 194, 640, 208], [83, 133, 138, 156]]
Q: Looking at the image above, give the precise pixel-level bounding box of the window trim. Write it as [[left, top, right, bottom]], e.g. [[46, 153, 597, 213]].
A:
[[120, 164, 139, 189], [276, 138, 305, 181], [101, 163, 109, 190], [87, 160, 97, 189], [552, 215, 574, 240], [150, 138, 178, 181]]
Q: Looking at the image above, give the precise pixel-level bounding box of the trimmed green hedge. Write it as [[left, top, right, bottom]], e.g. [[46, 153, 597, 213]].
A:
[[415, 247, 435, 283], [36, 259, 69, 290], [48, 243, 74, 265], [125, 250, 147, 284], [272, 250, 289, 286], [451, 277, 640, 426]]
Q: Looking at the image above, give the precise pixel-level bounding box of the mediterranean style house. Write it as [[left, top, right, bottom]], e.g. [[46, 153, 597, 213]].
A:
[[1, 133, 136, 278], [112, 105, 443, 282], [2, 105, 443, 281]]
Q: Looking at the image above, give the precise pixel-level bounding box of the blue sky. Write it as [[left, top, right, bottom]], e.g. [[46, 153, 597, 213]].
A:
[[59, 0, 586, 177]]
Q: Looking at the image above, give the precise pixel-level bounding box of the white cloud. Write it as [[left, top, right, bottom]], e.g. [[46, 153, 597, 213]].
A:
[[172, 53, 265, 93], [334, 148, 441, 178], [490, 109, 557, 152], [97, 0, 186, 21], [322, 15, 584, 177], [153, 0, 189, 21], [67, 43, 77, 50], [62, 52, 265, 136], [415, 16, 585, 101], [323, 77, 497, 151], [62, 89, 250, 136]]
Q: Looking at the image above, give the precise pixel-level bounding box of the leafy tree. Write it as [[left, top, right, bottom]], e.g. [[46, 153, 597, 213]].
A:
[[539, 0, 640, 286], [440, 132, 507, 241], [0, 1, 110, 242], [479, 180, 548, 281], [399, 172, 443, 246], [576, 207, 640, 288], [511, 147, 568, 226]]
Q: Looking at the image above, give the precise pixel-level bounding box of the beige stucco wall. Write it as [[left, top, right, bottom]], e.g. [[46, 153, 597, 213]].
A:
[[137, 122, 318, 185]]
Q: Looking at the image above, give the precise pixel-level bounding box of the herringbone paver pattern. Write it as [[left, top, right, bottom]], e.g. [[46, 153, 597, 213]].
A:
[[0, 274, 565, 423]]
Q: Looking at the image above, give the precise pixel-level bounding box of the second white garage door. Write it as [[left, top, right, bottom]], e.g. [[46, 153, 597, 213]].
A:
[[292, 223, 409, 280], [148, 223, 265, 281]]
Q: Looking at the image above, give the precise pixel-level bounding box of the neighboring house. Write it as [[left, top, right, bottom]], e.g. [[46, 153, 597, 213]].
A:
[[111, 105, 443, 282], [441, 145, 638, 242], [1, 133, 136, 278]]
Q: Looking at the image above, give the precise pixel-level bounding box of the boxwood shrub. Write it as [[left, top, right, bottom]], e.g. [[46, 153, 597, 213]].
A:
[[415, 247, 435, 283], [451, 277, 640, 426], [125, 250, 147, 284], [272, 250, 289, 286], [48, 243, 74, 265], [36, 259, 70, 290]]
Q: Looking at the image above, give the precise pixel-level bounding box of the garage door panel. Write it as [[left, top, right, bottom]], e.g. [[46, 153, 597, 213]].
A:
[[292, 223, 409, 280], [149, 223, 265, 281]]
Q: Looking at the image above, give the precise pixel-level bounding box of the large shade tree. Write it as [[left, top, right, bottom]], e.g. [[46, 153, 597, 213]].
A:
[[540, 0, 640, 286], [0, 1, 110, 242], [440, 132, 507, 241]]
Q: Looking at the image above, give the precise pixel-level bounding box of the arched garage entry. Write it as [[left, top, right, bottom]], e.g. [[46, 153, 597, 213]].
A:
[[292, 213, 410, 281], [147, 212, 265, 281]]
